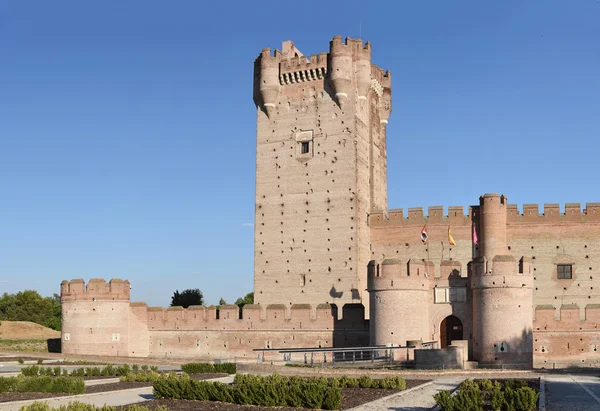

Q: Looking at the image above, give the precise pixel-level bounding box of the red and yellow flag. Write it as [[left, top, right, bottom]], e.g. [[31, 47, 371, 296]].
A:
[[448, 224, 456, 246]]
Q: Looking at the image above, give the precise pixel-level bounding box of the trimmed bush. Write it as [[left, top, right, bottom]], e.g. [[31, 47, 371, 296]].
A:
[[153, 373, 342, 410], [0, 376, 84, 394], [515, 386, 539, 411], [434, 390, 455, 411], [181, 362, 236, 374], [120, 371, 162, 383]]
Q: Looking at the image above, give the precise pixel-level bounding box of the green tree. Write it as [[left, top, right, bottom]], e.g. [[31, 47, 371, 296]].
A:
[[235, 292, 254, 309], [0, 290, 61, 330], [170, 289, 204, 308]]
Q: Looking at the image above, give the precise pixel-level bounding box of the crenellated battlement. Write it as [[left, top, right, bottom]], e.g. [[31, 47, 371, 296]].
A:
[[61, 278, 130, 302], [507, 203, 600, 223], [370, 206, 474, 227], [370, 202, 600, 227], [144, 301, 367, 331], [367, 259, 432, 292]]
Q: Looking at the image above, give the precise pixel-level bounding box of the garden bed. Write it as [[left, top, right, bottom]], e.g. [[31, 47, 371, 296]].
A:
[[435, 378, 540, 411], [125, 385, 420, 411]]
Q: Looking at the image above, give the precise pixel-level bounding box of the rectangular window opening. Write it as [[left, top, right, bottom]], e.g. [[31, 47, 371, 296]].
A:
[[301, 141, 310, 154], [557, 264, 572, 279]]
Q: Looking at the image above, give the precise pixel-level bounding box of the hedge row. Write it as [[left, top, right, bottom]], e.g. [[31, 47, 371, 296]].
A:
[[234, 373, 407, 390], [434, 379, 539, 411], [180, 362, 236, 374], [21, 365, 158, 378], [120, 371, 165, 383], [152, 373, 342, 410], [0, 376, 84, 394], [19, 401, 166, 411]]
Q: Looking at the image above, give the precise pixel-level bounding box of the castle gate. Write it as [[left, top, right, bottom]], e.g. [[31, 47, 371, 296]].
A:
[[440, 315, 463, 348]]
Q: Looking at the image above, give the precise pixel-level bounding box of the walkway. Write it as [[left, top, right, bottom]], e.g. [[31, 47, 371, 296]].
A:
[[545, 374, 600, 411], [348, 376, 465, 411]]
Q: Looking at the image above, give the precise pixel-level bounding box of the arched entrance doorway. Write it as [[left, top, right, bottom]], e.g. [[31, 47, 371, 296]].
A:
[[440, 316, 463, 348]]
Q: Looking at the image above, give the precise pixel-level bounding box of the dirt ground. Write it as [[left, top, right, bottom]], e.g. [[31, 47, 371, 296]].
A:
[[0, 321, 60, 340]]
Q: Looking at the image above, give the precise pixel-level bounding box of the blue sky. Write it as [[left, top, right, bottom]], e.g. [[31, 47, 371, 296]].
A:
[[0, 1, 598, 306]]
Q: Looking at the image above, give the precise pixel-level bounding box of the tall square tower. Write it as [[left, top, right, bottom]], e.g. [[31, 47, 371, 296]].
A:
[[253, 37, 392, 313]]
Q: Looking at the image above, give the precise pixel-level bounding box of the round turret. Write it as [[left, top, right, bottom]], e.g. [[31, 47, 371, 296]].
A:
[[355, 41, 372, 102], [471, 196, 533, 368], [380, 71, 392, 124], [61, 278, 131, 357], [368, 259, 430, 347], [479, 194, 508, 260], [256, 48, 281, 118], [329, 36, 352, 108]]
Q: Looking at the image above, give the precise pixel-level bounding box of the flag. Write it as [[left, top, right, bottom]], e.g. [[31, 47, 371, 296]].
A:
[[473, 225, 479, 246], [448, 224, 456, 246], [420, 225, 428, 244]]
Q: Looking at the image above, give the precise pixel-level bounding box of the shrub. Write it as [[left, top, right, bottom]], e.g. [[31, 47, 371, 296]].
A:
[[37, 359, 44, 365], [358, 375, 373, 388], [516, 387, 539, 411], [181, 362, 236, 374], [434, 390, 455, 411], [21, 366, 40, 377], [17, 357, 25, 364], [150, 366, 158, 372], [478, 378, 494, 391], [120, 371, 162, 383], [132, 364, 139, 372], [503, 386, 518, 411], [214, 362, 236, 374], [453, 386, 483, 411], [141, 365, 149, 372], [153, 373, 341, 410], [0, 376, 84, 394], [491, 387, 504, 411], [338, 376, 359, 388]]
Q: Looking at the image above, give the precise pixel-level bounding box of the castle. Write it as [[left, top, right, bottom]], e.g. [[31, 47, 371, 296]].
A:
[[61, 37, 600, 369]]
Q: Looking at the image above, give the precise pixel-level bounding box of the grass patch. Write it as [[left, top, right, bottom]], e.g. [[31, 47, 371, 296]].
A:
[[0, 339, 47, 352]]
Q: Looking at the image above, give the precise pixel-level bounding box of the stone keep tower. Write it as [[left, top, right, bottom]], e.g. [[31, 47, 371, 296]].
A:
[[472, 194, 534, 368], [253, 37, 391, 311]]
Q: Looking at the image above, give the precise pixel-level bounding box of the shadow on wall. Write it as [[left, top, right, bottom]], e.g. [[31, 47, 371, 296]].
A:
[[331, 304, 370, 348], [478, 327, 533, 369], [47, 338, 61, 353]]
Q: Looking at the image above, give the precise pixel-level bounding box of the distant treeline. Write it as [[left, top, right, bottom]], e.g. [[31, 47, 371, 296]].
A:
[[0, 291, 61, 331]]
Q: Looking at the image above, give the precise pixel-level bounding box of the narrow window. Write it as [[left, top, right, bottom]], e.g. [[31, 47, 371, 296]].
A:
[[301, 141, 310, 154], [557, 264, 572, 279]]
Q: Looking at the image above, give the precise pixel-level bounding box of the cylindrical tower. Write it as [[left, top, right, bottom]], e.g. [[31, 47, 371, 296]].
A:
[[61, 278, 131, 356], [479, 193, 508, 260], [354, 41, 372, 102], [329, 36, 352, 108], [379, 70, 392, 125], [254, 48, 281, 118], [368, 259, 430, 346], [472, 194, 533, 368]]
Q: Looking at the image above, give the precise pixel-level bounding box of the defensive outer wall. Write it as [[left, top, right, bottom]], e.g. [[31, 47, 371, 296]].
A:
[[61, 194, 600, 368], [60, 36, 600, 369]]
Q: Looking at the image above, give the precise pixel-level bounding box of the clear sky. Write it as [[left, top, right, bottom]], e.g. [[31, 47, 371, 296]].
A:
[[1, 1, 598, 306]]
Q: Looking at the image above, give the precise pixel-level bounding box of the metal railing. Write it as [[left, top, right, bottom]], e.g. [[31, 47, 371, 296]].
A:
[[253, 341, 439, 367]]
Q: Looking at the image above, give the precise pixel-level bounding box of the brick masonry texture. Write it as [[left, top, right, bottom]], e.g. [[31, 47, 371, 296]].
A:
[[61, 37, 600, 369]]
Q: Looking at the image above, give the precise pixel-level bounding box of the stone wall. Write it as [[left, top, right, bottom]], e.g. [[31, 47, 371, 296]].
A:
[[61, 279, 369, 360]]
